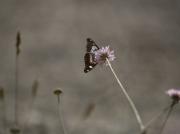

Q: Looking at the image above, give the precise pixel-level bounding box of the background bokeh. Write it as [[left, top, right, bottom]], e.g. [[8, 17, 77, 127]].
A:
[[0, 0, 180, 134]]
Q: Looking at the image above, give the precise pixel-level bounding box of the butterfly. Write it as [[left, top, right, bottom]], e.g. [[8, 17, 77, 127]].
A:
[[84, 38, 100, 73]]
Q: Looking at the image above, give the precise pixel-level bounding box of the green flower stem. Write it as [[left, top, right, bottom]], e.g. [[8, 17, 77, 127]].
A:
[[106, 58, 145, 131]]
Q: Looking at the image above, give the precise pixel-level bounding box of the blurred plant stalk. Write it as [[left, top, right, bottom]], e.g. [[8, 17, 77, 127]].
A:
[[54, 88, 68, 134], [142, 97, 178, 134], [14, 31, 21, 127], [21, 79, 39, 133], [0, 87, 7, 134]]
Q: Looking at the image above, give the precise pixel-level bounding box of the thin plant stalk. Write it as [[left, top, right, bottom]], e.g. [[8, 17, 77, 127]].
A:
[[158, 101, 176, 134], [21, 79, 39, 134], [0, 88, 6, 134], [21, 99, 37, 134], [141, 104, 171, 134], [55, 91, 68, 134], [14, 31, 21, 126], [158, 106, 173, 134], [106, 58, 145, 131], [14, 51, 19, 126], [142, 100, 177, 134], [143, 103, 170, 130]]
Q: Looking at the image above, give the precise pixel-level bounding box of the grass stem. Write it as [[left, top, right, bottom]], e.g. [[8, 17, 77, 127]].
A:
[[54, 89, 68, 134]]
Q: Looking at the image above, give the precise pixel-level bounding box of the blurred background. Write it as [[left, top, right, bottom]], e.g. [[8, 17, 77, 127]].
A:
[[0, 0, 180, 134]]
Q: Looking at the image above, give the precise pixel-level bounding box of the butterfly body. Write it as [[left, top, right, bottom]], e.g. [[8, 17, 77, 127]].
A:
[[84, 38, 99, 73]]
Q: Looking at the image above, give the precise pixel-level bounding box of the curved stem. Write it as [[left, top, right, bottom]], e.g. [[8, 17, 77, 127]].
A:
[[143, 103, 170, 130], [158, 101, 176, 134], [158, 106, 173, 134], [15, 54, 19, 126], [143, 100, 176, 134], [57, 95, 68, 134], [106, 58, 145, 131]]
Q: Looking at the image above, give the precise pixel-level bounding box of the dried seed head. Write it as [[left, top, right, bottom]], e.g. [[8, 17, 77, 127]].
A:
[[54, 88, 63, 95], [10, 127, 21, 134], [16, 31, 21, 56]]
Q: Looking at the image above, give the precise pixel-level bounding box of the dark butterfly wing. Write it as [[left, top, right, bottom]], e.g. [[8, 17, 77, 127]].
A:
[[86, 38, 99, 52], [84, 38, 99, 73], [84, 53, 97, 73]]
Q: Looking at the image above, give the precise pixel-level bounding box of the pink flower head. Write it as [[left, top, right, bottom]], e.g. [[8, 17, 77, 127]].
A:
[[94, 46, 115, 65], [166, 89, 180, 103]]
